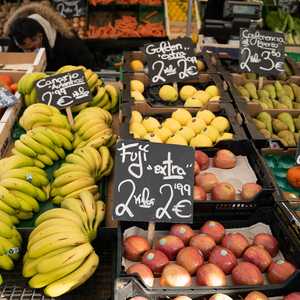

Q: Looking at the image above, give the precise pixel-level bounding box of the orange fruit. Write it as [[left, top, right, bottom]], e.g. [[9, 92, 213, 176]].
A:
[[0, 75, 12, 86], [10, 83, 18, 94], [4, 85, 13, 93]]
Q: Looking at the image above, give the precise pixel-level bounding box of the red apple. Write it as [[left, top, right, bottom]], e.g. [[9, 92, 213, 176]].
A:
[[189, 233, 216, 260], [208, 247, 238, 275], [160, 264, 192, 287], [195, 150, 210, 170], [244, 291, 269, 300], [194, 160, 200, 176], [199, 220, 226, 245], [284, 292, 300, 300], [155, 235, 185, 261], [196, 263, 227, 286], [252, 233, 280, 257], [231, 262, 264, 285], [194, 172, 218, 193], [194, 185, 207, 201], [241, 183, 262, 200], [221, 231, 249, 258], [169, 223, 195, 246], [243, 246, 272, 273], [267, 259, 297, 284], [211, 182, 236, 201], [140, 249, 170, 277], [213, 149, 237, 169], [126, 263, 154, 287], [209, 295, 233, 300], [176, 246, 204, 276], [123, 235, 150, 262]]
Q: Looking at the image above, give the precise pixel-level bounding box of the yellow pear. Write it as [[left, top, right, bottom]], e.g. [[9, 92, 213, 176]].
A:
[[161, 118, 182, 133], [205, 85, 221, 97], [179, 85, 197, 101], [129, 122, 147, 138], [166, 134, 188, 146], [131, 80, 144, 93], [184, 97, 203, 107], [200, 125, 220, 143], [193, 90, 211, 104], [141, 117, 161, 133], [196, 110, 215, 125], [209, 96, 220, 101], [216, 132, 234, 142], [159, 85, 178, 102], [130, 110, 143, 124], [186, 117, 207, 134], [153, 126, 173, 143], [210, 116, 230, 134], [130, 60, 144, 71], [171, 108, 192, 125], [131, 90, 145, 100], [144, 133, 163, 143], [189, 134, 213, 147], [176, 126, 196, 143], [197, 60, 205, 72]]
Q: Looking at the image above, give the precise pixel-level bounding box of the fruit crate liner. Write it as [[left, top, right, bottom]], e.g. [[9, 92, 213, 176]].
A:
[[0, 227, 117, 300]]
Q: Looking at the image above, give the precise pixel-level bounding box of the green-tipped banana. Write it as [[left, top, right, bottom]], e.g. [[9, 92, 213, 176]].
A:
[[14, 140, 37, 158], [20, 134, 45, 155], [23, 113, 51, 131], [27, 130, 55, 150], [0, 178, 38, 198], [31, 126, 63, 148], [25, 72, 47, 94], [105, 84, 119, 111]]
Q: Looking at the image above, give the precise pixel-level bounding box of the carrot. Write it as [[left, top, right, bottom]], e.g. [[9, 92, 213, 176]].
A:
[[145, 10, 158, 19]]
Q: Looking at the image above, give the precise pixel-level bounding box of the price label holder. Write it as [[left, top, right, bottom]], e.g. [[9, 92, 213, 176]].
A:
[[144, 37, 199, 86], [112, 140, 194, 247], [0, 87, 19, 109], [34, 69, 93, 128], [54, 0, 86, 18], [295, 135, 300, 166], [239, 28, 285, 83]]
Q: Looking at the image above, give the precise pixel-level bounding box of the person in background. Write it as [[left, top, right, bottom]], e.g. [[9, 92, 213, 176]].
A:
[[3, 3, 97, 72]]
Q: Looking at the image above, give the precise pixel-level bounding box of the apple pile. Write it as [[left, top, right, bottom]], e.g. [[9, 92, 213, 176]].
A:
[[194, 149, 262, 201], [122, 221, 297, 287]]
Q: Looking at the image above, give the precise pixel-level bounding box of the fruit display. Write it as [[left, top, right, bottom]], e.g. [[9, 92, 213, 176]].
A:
[[66, 16, 86, 39]]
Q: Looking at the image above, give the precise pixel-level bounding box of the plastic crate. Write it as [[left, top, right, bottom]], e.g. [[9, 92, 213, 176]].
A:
[[0, 227, 117, 300], [116, 207, 300, 296]]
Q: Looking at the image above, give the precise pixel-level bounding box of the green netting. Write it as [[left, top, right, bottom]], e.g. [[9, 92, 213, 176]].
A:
[[286, 52, 300, 63]]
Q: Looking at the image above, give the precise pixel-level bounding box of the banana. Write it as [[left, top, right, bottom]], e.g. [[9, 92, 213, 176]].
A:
[[84, 146, 102, 174], [105, 133, 118, 148], [45, 125, 74, 142], [48, 115, 67, 129], [43, 251, 99, 298], [52, 195, 64, 204], [28, 231, 87, 259], [29, 87, 38, 105], [15, 196, 34, 212], [47, 105, 61, 114], [50, 185, 59, 198], [98, 156, 114, 179], [35, 208, 84, 228], [39, 144, 59, 161], [73, 114, 102, 132], [27, 130, 55, 150], [29, 258, 84, 289], [0, 241, 5, 255], [19, 166, 48, 181], [32, 158, 45, 169], [9, 215, 20, 226], [93, 192, 101, 201], [22, 103, 53, 119], [85, 134, 112, 149], [0, 220, 13, 239], [63, 185, 99, 200], [0, 210, 14, 229], [70, 102, 88, 113], [0, 200, 16, 215], [55, 65, 77, 75], [93, 200, 106, 232], [59, 177, 95, 197], [51, 113, 72, 131], [77, 118, 107, 137], [25, 72, 47, 94], [0, 236, 20, 260], [87, 73, 99, 89], [53, 163, 91, 178], [86, 128, 113, 144], [36, 187, 47, 202], [14, 140, 37, 157], [98, 146, 112, 176], [84, 69, 93, 81], [87, 86, 106, 107], [78, 107, 111, 125], [105, 84, 119, 111], [18, 73, 31, 93], [11, 149, 46, 170], [23, 246, 76, 278], [10, 190, 40, 213], [31, 126, 63, 148], [8, 235, 22, 252], [74, 139, 87, 150], [73, 148, 97, 176], [80, 190, 96, 232], [0, 186, 20, 209], [19, 115, 25, 129], [53, 146, 66, 160], [35, 243, 93, 274], [0, 254, 14, 270], [12, 227, 23, 245], [41, 183, 51, 201], [1, 169, 41, 187], [110, 104, 119, 114], [94, 91, 109, 108], [53, 132, 73, 151], [65, 153, 93, 173], [52, 170, 92, 188], [15, 210, 34, 220], [72, 134, 84, 149], [81, 123, 110, 141], [35, 153, 54, 166], [20, 134, 45, 155], [0, 178, 38, 198], [102, 99, 111, 111], [90, 78, 102, 93], [23, 113, 51, 131]]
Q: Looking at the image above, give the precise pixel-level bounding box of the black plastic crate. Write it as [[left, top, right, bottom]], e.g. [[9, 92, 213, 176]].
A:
[[117, 207, 300, 296], [0, 227, 117, 300]]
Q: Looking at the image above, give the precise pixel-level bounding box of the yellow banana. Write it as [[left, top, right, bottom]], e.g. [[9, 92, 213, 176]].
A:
[[26, 130, 55, 150], [65, 153, 93, 173], [0, 210, 14, 229], [86, 128, 113, 144], [87, 73, 99, 89], [41, 183, 51, 201], [22, 103, 53, 119], [39, 144, 59, 161], [77, 118, 107, 137], [36, 187, 47, 202], [52, 195, 64, 205], [63, 185, 99, 200], [79, 190, 96, 232], [0, 178, 38, 198], [45, 125, 74, 142], [15, 196, 34, 212], [32, 158, 45, 169], [11, 227, 23, 245], [53, 132, 73, 151], [31, 126, 63, 148], [87, 86, 106, 107], [98, 156, 114, 179], [25, 72, 47, 94], [10, 190, 40, 213], [84, 69, 93, 81], [14, 140, 37, 157], [1, 169, 42, 187], [72, 134, 84, 149], [9, 215, 20, 226], [74, 139, 87, 150], [55, 65, 77, 75], [0, 186, 20, 209], [85, 134, 112, 149], [53, 163, 92, 178], [0, 155, 34, 178], [15, 210, 34, 220], [59, 177, 95, 197], [23, 113, 51, 131], [101, 99, 111, 111], [0, 220, 13, 239], [84, 146, 102, 174], [73, 114, 103, 132], [35, 153, 54, 166], [77, 107, 110, 124], [0, 241, 5, 255], [70, 102, 88, 113], [18, 72, 31, 94], [20, 134, 45, 155], [52, 170, 92, 188], [0, 254, 14, 270], [98, 145, 112, 176], [104, 84, 119, 111], [93, 192, 101, 201], [48, 115, 67, 129], [81, 123, 110, 141], [73, 148, 97, 176], [19, 166, 47, 177], [93, 200, 106, 232]]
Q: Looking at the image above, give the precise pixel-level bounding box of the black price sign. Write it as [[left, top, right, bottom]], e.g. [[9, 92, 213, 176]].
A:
[[0, 87, 19, 109], [145, 37, 199, 86], [112, 140, 194, 223], [295, 135, 300, 166], [239, 28, 285, 76], [278, 0, 298, 14], [35, 69, 93, 110], [54, 0, 86, 18]]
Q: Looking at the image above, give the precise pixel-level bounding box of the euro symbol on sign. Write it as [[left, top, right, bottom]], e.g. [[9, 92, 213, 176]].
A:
[[172, 200, 192, 218], [275, 62, 285, 72]]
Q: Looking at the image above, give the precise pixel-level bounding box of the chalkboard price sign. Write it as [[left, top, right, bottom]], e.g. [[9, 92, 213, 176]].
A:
[[145, 37, 199, 86], [0, 87, 19, 109], [35, 69, 93, 109], [112, 140, 195, 223], [239, 28, 285, 76], [54, 0, 86, 18]]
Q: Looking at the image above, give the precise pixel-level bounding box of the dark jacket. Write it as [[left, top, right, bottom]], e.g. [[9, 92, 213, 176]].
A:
[[3, 3, 97, 72]]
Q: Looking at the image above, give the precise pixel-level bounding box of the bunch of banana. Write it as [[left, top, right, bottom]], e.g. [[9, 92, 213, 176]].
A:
[[0, 210, 23, 272], [0, 155, 48, 222], [51, 145, 113, 205], [22, 190, 105, 298], [18, 72, 49, 107], [72, 106, 117, 150], [18, 103, 74, 152]]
